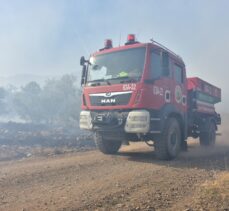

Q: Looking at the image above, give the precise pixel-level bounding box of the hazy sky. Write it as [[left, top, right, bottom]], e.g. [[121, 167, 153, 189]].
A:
[[0, 0, 229, 109]]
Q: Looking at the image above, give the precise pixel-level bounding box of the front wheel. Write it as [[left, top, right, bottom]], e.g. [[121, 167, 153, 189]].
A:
[[155, 118, 181, 160], [94, 132, 122, 154]]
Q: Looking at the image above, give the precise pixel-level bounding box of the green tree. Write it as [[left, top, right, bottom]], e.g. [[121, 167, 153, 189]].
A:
[[12, 74, 81, 127], [13, 81, 42, 122], [41, 74, 81, 126]]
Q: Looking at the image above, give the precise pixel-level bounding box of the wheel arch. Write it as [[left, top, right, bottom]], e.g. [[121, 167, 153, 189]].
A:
[[159, 104, 187, 140]]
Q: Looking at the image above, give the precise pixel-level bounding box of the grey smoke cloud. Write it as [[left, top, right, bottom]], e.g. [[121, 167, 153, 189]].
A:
[[0, 0, 228, 111]]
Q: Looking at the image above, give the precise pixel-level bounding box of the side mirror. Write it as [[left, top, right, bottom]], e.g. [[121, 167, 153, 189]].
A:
[[80, 56, 86, 66], [81, 65, 87, 86]]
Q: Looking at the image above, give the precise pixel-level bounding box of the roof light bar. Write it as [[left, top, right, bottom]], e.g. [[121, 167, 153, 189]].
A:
[[127, 34, 136, 42], [104, 39, 113, 49], [125, 34, 139, 45]]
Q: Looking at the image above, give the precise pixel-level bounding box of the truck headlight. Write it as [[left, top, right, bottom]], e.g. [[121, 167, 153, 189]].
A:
[[125, 110, 150, 133], [79, 111, 92, 130]]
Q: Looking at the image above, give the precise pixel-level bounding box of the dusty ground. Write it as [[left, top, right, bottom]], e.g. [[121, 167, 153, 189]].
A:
[[0, 136, 228, 211]]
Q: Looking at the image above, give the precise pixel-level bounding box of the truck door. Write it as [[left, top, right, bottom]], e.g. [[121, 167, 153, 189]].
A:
[[147, 49, 172, 110]]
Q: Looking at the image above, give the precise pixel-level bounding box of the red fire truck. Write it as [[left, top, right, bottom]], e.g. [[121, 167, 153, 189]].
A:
[[79, 34, 221, 160]]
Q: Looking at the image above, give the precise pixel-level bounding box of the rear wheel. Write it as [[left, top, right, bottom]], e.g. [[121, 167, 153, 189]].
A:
[[94, 132, 122, 154], [199, 121, 216, 146], [155, 118, 181, 160]]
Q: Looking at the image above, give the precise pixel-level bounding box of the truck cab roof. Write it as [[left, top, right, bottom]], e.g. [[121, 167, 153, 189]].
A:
[[93, 38, 185, 66]]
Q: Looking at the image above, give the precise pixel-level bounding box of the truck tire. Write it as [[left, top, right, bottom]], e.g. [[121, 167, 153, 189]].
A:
[[155, 118, 181, 160], [199, 121, 216, 146], [94, 132, 122, 154]]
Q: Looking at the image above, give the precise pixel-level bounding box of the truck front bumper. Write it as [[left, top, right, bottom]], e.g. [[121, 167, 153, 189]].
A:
[[79, 110, 150, 134]]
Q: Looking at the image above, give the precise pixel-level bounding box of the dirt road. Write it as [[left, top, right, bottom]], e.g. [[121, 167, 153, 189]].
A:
[[0, 140, 228, 211]]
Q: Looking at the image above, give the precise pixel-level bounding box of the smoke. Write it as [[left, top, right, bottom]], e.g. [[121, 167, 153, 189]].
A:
[[0, 0, 229, 111], [0, 1, 79, 76]]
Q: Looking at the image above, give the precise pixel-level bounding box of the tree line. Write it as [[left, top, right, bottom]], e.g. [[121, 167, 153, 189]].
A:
[[0, 74, 81, 128]]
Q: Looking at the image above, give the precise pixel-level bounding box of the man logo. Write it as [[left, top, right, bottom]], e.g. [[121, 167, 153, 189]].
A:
[[101, 98, 116, 104], [105, 92, 111, 97]]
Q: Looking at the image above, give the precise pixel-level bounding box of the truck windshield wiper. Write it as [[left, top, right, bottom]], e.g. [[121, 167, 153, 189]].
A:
[[88, 78, 111, 86], [88, 76, 137, 86]]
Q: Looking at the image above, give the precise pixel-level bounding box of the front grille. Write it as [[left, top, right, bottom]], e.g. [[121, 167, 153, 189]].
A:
[[89, 91, 132, 106]]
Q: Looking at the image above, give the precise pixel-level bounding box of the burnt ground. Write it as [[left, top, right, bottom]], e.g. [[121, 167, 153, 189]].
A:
[[0, 122, 95, 161]]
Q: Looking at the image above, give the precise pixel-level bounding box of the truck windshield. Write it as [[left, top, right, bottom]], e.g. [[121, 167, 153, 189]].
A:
[[87, 47, 146, 84]]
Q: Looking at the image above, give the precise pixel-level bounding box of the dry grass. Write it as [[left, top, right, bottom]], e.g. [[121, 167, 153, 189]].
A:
[[192, 172, 229, 210]]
